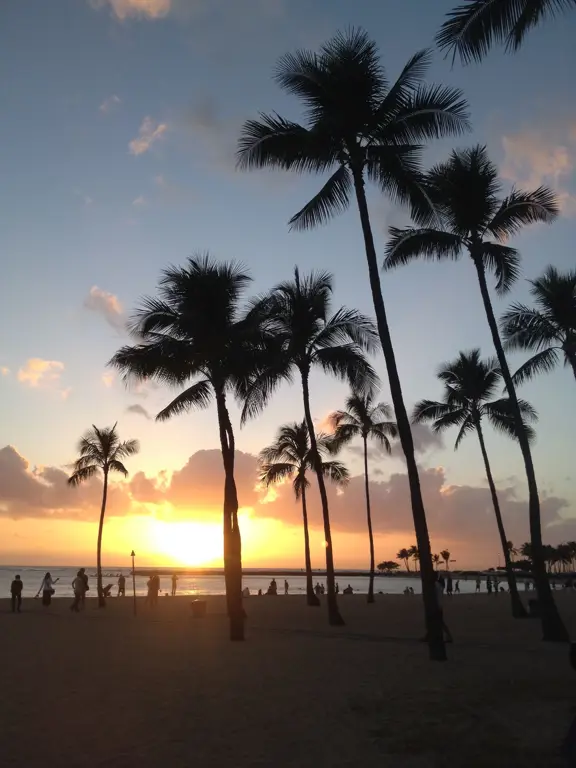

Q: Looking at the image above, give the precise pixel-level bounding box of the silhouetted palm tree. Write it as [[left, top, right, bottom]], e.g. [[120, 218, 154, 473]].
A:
[[437, 0, 576, 64], [259, 421, 349, 606], [329, 390, 397, 603], [440, 549, 451, 571], [397, 548, 411, 572], [68, 424, 139, 607], [432, 553, 441, 570], [385, 145, 567, 641], [501, 266, 576, 385], [109, 255, 268, 641], [507, 541, 518, 561], [408, 545, 420, 572], [238, 26, 470, 662], [520, 541, 533, 560], [244, 268, 378, 626], [413, 349, 537, 618]]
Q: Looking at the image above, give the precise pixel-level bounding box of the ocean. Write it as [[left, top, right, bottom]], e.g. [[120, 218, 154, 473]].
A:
[[0, 565, 510, 599]]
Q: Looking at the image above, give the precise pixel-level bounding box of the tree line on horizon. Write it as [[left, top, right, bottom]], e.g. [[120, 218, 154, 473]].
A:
[[65, 4, 575, 661]]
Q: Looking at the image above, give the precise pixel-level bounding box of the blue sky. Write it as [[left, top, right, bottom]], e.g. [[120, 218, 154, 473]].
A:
[[0, 0, 575, 552]]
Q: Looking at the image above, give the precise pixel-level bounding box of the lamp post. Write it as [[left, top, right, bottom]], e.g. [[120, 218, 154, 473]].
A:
[[131, 550, 137, 616]]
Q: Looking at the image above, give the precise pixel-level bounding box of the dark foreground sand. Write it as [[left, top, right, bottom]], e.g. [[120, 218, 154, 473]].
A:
[[2, 592, 575, 767]]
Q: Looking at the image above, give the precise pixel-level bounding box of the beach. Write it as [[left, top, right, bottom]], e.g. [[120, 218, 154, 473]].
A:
[[1, 592, 574, 767]]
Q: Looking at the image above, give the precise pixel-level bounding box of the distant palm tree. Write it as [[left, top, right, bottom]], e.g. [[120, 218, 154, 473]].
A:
[[520, 541, 533, 560], [501, 266, 576, 385], [413, 350, 536, 618], [329, 390, 398, 603], [238, 28, 470, 661], [109, 255, 268, 641], [385, 145, 568, 641], [68, 424, 139, 607], [408, 545, 420, 572], [436, 0, 576, 64], [397, 548, 412, 572], [377, 561, 400, 573], [244, 268, 378, 626], [440, 550, 451, 571], [507, 541, 518, 562], [432, 554, 441, 570], [259, 421, 349, 606]]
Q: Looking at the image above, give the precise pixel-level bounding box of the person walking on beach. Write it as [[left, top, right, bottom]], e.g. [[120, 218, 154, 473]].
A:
[[475, 576, 481, 593], [171, 573, 178, 597], [284, 580, 289, 595], [118, 574, 126, 597], [70, 570, 86, 612], [335, 582, 339, 594], [11, 574, 23, 613], [35, 572, 59, 606], [446, 574, 453, 596], [487, 577, 492, 594], [455, 580, 460, 594]]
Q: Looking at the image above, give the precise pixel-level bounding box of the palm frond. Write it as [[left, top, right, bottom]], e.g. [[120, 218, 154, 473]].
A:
[[156, 379, 213, 422], [329, 421, 361, 451], [114, 439, 140, 460], [370, 420, 398, 451], [259, 461, 296, 488], [314, 345, 379, 395], [412, 399, 464, 426], [382, 84, 470, 143], [486, 186, 559, 240], [288, 165, 352, 231], [321, 459, 350, 486], [373, 49, 432, 121], [501, 302, 563, 350], [108, 459, 129, 477], [510, 347, 561, 386], [384, 227, 462, 269], [454, 413, 476, 449], [479, 242, 521, 294], [314, 307, 380, 353], [484, 397, 538, 442], [68, 464, 99, 487]]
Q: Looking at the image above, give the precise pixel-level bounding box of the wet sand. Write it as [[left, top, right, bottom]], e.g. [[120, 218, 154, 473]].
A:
[[1, 592, 574, 767]]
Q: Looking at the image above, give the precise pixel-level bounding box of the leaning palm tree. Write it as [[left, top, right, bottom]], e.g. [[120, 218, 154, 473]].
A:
[[259, 421, 349, 606], [413, 349, 537, 618], [437, 0, 575, 64], [110, 255, 268, 641], [501, 266, 576, 385], [68, 424, 139, 607], [237, 27, 470, 662], [397, 548, 411, 572], [244, 268, 378, 626], [385, 145, 567, 641], [440, 550, 451, 571], [329, 390, 398, 603]]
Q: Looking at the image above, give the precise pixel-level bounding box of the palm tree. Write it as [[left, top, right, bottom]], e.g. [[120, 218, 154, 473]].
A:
[[520, 541, 533, 561], [237, 27, 470, 662], [507, 541, 518, 562], [440, 550, 451, 571], [109, 255, 268, 641], [501, 266, 576, 385], [413, 350, 537, 618], [432, 554, 441, 570], [259, 421, 349, 606], [385, 145, 568, 641], [68, 424, 139, 607], [408, 545, 420, 572], [377, 561, 400, 573], [437, 0, 576, 64], [396, 548, 411, 572], [244, 268, 378, 626], [329, 390, 398, 603]]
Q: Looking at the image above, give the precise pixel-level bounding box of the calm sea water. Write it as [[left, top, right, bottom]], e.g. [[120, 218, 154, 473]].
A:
[[0, 566, 522, 599]]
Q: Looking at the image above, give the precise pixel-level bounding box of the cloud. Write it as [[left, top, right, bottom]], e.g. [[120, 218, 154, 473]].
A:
[[501, 124, 576, 216], [99, 94, 121, 114], [347, 424, 443, 462], [17, 359, 64, 388], [89, 0, 171, 19], [132, 195, 147, 207], [102, 372, 115, 388], [84, 286, 126, 332], [126, 404, 151, 419], [1, 367, 9, 376], [129, 117, 168, 156]]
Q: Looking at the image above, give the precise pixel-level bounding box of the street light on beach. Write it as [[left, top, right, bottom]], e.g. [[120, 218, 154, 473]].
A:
[[131, 550, 137, 616]]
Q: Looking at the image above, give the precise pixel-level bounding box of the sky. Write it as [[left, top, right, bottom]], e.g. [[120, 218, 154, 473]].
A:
[[0, 0, 575, 570]]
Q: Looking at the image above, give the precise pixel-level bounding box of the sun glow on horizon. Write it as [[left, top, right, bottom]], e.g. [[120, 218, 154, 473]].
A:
[[150, 520, 223, 566]]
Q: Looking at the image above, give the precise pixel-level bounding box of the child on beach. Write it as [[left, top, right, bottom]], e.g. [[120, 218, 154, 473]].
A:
[[10, 575, 23, 613]]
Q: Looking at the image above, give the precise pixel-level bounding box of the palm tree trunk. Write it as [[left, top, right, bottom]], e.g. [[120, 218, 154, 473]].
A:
[[351, 167, 445, 661], [301, 368, 344, 626], [216, 393, 245, 641], [475, 420, 527, 618], [473, 259, 568, 641], [363, 436, 376, 603], [301, 485, 320, 606], [96, 469, 108, 608]]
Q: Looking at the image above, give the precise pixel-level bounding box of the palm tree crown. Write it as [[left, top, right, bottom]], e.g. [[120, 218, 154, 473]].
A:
[[437, 0, 575, 65], [329, 390, 398, 451], [501, 266, 576, 385], [413, 349, 537, 448], [237, 28, 470, 231], [68, 424, 139, 486]]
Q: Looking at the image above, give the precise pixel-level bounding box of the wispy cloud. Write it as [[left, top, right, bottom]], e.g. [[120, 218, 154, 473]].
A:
[[99, 94, 121, 114], [89, 0, 171, 19], [17, 359, 65, 388], [84, 286, 126, 332], [0, 367, 9, 377], [132, 195, 147, 207], [126, 404, 151, 419], [102, 372, 115, 388], [129, 117, 168, 156]]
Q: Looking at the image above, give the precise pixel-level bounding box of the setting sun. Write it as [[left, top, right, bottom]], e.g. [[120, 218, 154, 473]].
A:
[[150, 520, 223, 566]]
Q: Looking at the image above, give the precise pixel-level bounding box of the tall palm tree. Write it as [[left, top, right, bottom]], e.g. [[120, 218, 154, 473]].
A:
[[109, 255, 268, 641], [259, 421, 349, 606], [397, 548, 411, 572], [237, 27, 470, 662], [385, 145, 568, 641], [413, 350, 537, 618], [501, 266, 576, 385], [329, 390, 398, 603], [437, 0, 576, 64], [440, 550, 451, 571], [408, 545, 420, 572], [68, 424, 139, 607], [244, 268, 378, 626]]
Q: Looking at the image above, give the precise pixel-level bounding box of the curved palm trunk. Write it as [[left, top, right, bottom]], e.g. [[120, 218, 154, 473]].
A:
[[351, 167, 445, 660], [474, 260, 568, 641], [96, 469, 108, 608], [216, 393, 245, 641], [363, 436, 376, 603], [301, 485, 320, 606], [475, 420, 527, 618], [301, 369, 344, 626]]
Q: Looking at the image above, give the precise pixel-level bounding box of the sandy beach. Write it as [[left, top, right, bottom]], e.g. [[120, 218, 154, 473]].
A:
[[2, 592, 575, 767]]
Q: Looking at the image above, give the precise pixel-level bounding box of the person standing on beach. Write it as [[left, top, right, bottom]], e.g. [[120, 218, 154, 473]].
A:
[[475, 577, 481, 593], [35, 572, 59, 606], [80, 569, 89, 609], [446, 574, 453, 597], [284, 580, 289, 595], [118, 574, 126, 597], [171, 573, 178, 597], [11, 574, 23, 613], [70, 570, 86, 612]]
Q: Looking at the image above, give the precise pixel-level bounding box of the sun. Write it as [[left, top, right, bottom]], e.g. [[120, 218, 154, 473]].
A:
[[150, 520, 223, 566]]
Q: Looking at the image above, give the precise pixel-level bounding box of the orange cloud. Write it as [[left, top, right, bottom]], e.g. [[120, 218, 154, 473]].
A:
[[89, 0, 171, 19], [17, 359, 64, 388], [102, 372, 115, 388], [129, 117, 167, 156], [84, 286, 126, 332], [0, 367, 9, 376]]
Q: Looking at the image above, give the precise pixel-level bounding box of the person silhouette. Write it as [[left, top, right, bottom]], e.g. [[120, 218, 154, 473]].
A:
[[11, 574, 23, 613]]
